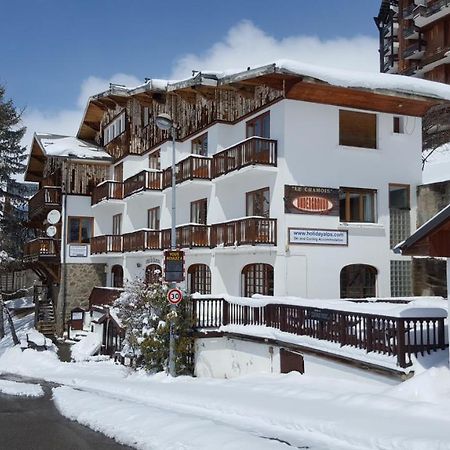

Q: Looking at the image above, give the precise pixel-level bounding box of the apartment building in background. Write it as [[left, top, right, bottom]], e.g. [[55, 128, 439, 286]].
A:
[[23, 61, 449, 332]]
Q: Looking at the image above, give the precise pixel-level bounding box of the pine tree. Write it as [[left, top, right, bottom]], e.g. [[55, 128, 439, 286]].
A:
[[0, 85, 27, 259]]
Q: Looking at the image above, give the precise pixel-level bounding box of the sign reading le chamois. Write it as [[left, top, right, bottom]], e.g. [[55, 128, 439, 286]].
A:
[[284, 185, 339, 216]]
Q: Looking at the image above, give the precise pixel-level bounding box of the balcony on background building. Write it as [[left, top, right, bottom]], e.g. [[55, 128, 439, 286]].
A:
[[28, 187, 61, 221], [403, 26, 420, 40], [123, 170, 163, 198], [403, 2, 418, 18], [414, 0, 450, 26], [420, 45, 450, 71], [90, 235, 123, 254], [403, 40, 426, 59], [122, 230, 161, 252], [24, 238, 59, 262], [91, 181, 123, 206]]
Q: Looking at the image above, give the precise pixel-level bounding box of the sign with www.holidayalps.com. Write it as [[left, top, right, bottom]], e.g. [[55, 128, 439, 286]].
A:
[[288, 228, 348, 246], [167, 288, 183, 305]]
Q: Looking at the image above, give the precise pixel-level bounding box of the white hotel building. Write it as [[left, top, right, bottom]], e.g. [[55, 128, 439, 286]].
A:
[[24, 62, 450, 327]]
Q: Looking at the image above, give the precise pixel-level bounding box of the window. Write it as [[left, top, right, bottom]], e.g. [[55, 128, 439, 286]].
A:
[[145, 264, 162, 284], [340, 264, 377, 298], [112, 214, 122, 236], [192, 133, 208, 156], [111, 265, 124, 288], [390, 260, 412, 297], [246, 187, 270, 217], [393, 116, 404, 134], [188, 264, 211, 294], [68, 217, 93, 244], [147, 207, 160, 230], [339, 188, 376, 223], [190, 198, 207, 224], [148, 149, 161, 170], [104, 112, 126, 145], [241, 263, 274, 297], [389, 184, 410, 248], [246, 112, 270, 138], [339, 110, 377, 149]]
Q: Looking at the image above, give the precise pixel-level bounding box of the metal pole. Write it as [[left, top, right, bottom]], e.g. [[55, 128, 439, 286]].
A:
[[168, 126, 177, 377]]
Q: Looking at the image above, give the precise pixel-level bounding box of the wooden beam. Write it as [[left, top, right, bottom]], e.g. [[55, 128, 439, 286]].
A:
[[193, 86, 216, 101], [175, 89, 198, 105]]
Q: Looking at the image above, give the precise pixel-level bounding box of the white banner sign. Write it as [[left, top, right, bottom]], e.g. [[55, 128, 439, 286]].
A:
[[289, 228, 348, 246], [69, 245, 88, 257]]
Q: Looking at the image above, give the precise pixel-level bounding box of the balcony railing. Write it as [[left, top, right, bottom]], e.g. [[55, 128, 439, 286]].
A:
[[24, 238, 59, 260], [162, 156, 211, 189], [28, 187, 61, 220], [403, 40, 426, 59], [90, 218, 277, 254], [212, 137, 277, 178], [192, 297, 446, 369], [211, 217, 277, 247], [90, 235, 123, 254], [402, 2, 417, 18], [123, 170, 162, 198], [403, 26, 419, 39], [425, 0, 450, 16], [91, 181, 123, 205]]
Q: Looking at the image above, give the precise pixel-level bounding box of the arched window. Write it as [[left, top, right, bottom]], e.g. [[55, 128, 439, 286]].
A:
[[111, 265, 124, 288], [145, 264, 162, 284], [340, 264, 377, 298], [187, 264, 211, 294], [241, 263, 274, 297]]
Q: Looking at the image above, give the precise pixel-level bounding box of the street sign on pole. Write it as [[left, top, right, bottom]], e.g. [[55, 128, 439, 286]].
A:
[[164, 250, 185, 282], [167, 288, 183, 305]]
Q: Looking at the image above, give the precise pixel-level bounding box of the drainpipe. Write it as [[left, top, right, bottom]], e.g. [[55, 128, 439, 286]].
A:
[[61, 159, 69, 335]]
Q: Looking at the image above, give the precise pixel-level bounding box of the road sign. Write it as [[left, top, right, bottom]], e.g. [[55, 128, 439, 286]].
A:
[[167, 288, 183, 305], [164, 250, 185, 282]]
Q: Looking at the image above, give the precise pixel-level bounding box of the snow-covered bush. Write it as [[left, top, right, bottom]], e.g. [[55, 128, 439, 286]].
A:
[[114, 279, 194, 375]]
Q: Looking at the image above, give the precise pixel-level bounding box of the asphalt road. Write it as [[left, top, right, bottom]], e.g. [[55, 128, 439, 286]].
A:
[[0, 375, 133, 450]]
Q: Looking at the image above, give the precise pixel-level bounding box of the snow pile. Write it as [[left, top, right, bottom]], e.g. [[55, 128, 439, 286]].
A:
[[0, 379, 43, 397], [0, 312, 34, 357], [70, 332, 102, 362], [4, 296, 34, 311]]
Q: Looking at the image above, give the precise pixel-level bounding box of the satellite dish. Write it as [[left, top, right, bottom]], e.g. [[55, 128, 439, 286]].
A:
[[46, 225, 57, 237], [47, 209, 61, 225]]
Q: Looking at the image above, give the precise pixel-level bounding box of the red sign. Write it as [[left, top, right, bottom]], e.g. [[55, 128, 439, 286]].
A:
[[292, 196, 333, 213], [167, 288, 183, 305]]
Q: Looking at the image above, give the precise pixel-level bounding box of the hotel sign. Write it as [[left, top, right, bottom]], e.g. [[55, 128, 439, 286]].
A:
[[285, 185, 339, 216], [289, 228, 348, 246]]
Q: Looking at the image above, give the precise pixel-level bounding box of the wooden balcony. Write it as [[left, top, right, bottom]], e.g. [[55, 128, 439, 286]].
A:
[[91, 181, 123, 206], [161, 224, 211, 249], [122, 230, 161, 252], [162, 156, 211, 189], [24, 238, 59, 261], [192, 297, 446, 369], [28, 187, 61, 221], [123, 170, 162, 198], [212, 137, 277, 178], [403, 40, 426, 59], [211, 217, 277, 247], [90, 235, 122, 254]]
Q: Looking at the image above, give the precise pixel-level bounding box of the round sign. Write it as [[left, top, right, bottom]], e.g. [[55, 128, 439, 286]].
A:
[[46, 225, 57, 237], [47, 209, 61, 225], [167, 288, 183, 305]]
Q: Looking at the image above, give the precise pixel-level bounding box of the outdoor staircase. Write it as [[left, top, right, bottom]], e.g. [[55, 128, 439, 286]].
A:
[[34, 285, 57, 338]]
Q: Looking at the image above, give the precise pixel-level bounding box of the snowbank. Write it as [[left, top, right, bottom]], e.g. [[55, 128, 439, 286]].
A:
[[4, 296, 34, 311], [0, 379, 43, 397], [71, 332, 102, 362]]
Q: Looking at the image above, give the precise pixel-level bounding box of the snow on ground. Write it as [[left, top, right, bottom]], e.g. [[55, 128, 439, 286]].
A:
[[0, 379, 43, 397], [2, 346, 450, 449], [70, 332, 102, 362], [0, 312, 34, 356]]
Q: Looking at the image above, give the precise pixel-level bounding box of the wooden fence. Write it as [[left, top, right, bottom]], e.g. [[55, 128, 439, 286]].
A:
[[192, 297, 447, 369]]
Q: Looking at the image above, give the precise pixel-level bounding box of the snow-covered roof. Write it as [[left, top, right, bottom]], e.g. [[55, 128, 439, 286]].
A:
[[422, 142, 450, 184], [34, 133, 111, 161]]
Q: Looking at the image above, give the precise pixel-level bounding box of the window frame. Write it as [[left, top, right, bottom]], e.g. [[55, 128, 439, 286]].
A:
[[188, 264, 211, 295], [246, 111, 270, 139], [339, 109, 377, 149], [103, 111, 127, 146], [68, 216, 94, 244], [389, 183, 410, 210], [340, 264, 377, 298], [339, 187, 377, 223], [191, 133, 208, 156], [241, 263, 274, 297], [190, 198, 208, 225], [148, 148, 161, 170], [246, 187, 270, 217], [147, 206, 161, 230], [112, 214, 122, 236]]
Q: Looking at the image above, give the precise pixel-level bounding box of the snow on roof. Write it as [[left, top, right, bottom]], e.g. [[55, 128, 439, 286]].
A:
[[422, 142, 450, 184], [35, 133, 111, 161]]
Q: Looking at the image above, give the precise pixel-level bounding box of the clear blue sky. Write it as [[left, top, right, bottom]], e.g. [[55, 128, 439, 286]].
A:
[[0, 0, 381, 113]]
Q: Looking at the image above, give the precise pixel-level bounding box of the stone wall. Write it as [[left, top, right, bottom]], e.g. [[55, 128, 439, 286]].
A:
[[56, 263, 106, 334], [413, 181, 450, 297]]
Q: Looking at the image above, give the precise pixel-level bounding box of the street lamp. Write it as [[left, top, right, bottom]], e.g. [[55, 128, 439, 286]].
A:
[[155, 113, 177, 377]]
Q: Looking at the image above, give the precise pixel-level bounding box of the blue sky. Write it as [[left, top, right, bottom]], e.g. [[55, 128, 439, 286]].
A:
[[0, 0, 382, 142]]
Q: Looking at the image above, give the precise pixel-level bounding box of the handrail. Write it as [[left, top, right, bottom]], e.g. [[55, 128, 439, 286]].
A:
[[192, 297, 447, 369]]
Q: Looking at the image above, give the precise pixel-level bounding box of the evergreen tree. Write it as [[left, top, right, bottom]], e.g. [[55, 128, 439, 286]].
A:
[[0, 85, 27, 259]]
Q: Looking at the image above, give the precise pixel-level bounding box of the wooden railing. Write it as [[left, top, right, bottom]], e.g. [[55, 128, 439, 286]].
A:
[[90, 235, 122, 254], [28, 187, 61, 220], [122, 230, 161, 252], [123, 170, 162, 198], [92, 181, 123, 205], [24, 238, 59, 260], [192, 298, 447, 369], [162, 156, 211, 189], [161, 224, 210, 249], [211, 217, 277, 246], [212, 137, 277, 178]]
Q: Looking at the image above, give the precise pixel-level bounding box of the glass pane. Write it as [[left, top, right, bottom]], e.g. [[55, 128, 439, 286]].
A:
[[361, 193, 374, 222], [69, 219, 79, 243], [80, 218, 92, 243], [349, 192, 360, 221], [389, 186, 409, 209]]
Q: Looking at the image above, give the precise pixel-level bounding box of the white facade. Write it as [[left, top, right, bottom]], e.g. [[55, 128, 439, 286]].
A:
[[72, 97, 422, 299]]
